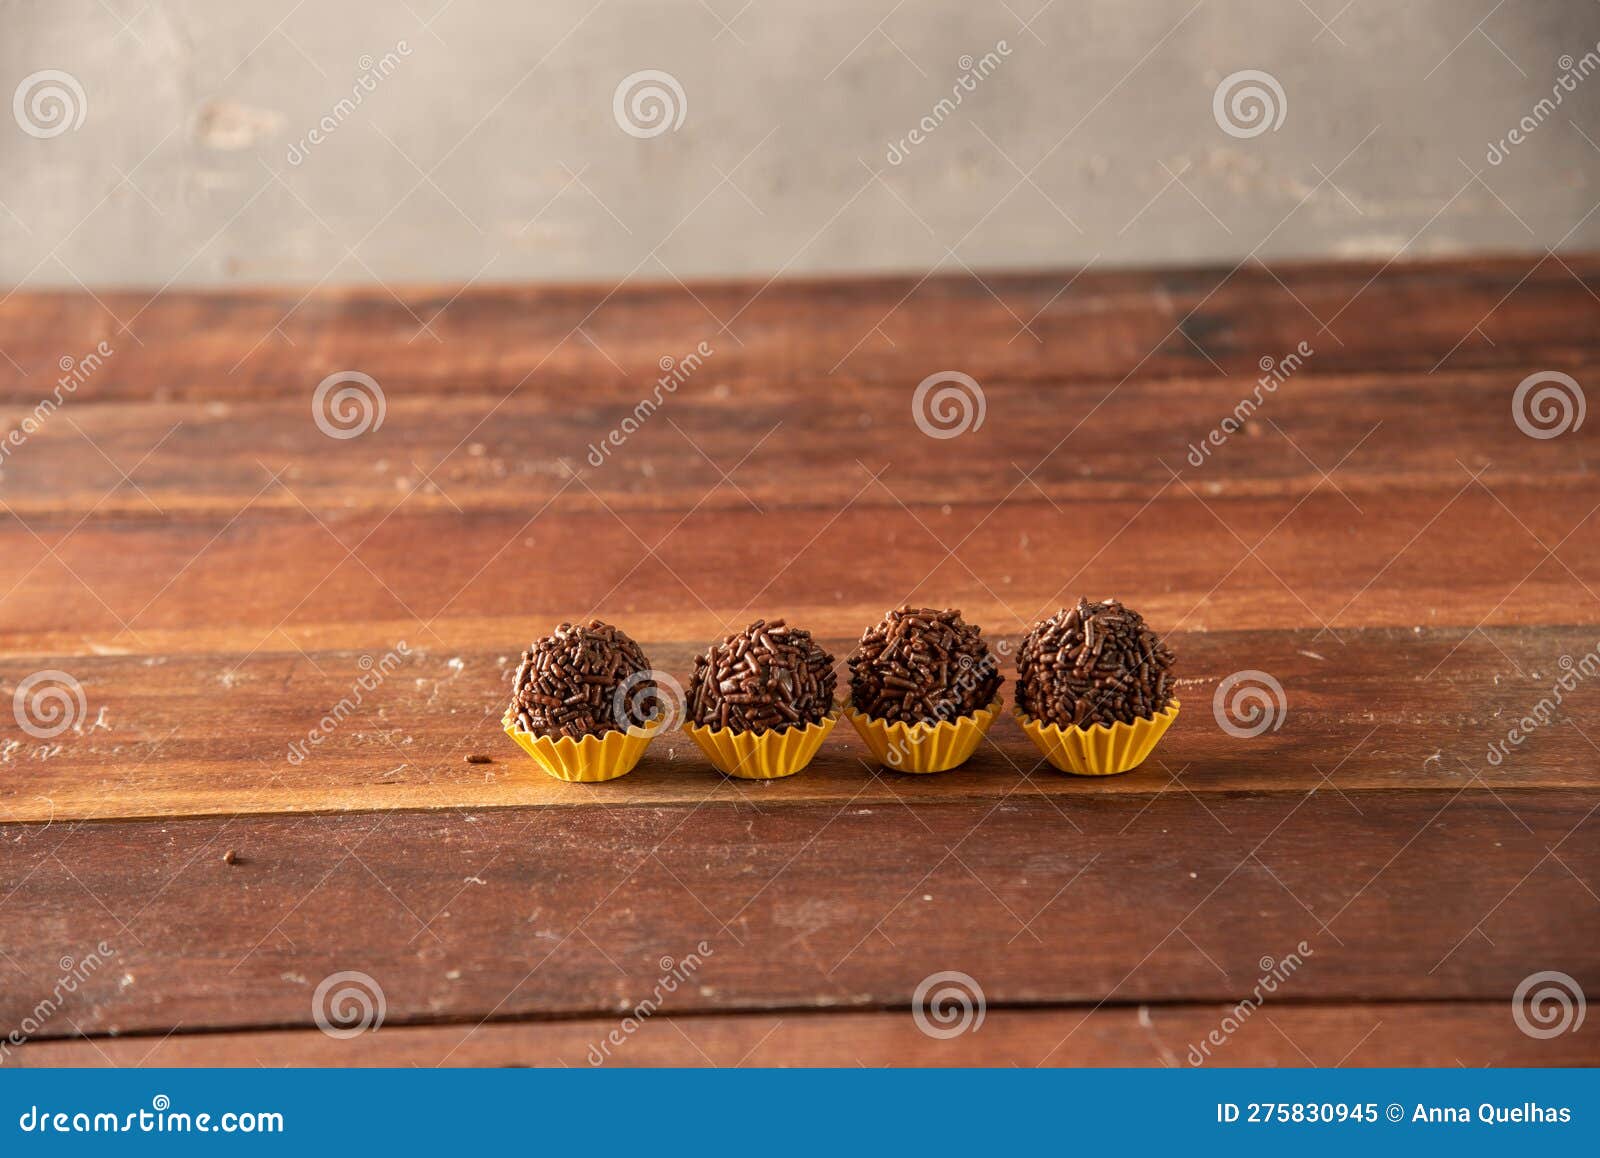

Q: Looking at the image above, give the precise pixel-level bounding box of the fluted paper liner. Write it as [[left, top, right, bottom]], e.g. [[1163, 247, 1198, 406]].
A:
[[682, 712, 839, 780], [503, 718, 661, 783], [1015, 699, 1180, 777], [845, 699, 1002, 774]]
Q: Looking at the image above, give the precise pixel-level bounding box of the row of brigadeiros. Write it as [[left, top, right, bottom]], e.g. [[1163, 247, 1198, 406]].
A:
[[502, 600, 1180, 782]]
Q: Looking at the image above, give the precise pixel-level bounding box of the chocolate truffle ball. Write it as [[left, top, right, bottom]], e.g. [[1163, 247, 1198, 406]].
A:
[[505, 620, 655, 740], [688, 619, 836, 733], [1016, 598, 1175, 727], [848, 607, 1003, 724]]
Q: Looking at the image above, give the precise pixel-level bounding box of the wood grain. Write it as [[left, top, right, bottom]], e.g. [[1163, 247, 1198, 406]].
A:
[[3, 482, 1598, 661], [2, 259, 1598, 1066], [0, 790, 1594, 1039], [10, 1003, 1595, 1068], [0, 626, 1596, 824], [0, 367, 1588, 518], [3, 256, 1597, 407]]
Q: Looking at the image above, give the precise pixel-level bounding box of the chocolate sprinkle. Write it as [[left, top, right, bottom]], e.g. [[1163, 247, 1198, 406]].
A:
[[848, 606, 1003, 724], [1015, 598, 1175, 727], [688, 619, 836, 733], [504, 620, 655, 740]]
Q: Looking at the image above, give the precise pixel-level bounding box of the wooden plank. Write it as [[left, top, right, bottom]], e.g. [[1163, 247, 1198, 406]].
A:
[[0, 366, 1588, 518], [2, 483, 1595, 657], [9, 1003, 1595, 1068], [2, 260, 1597, 1069], [3, 257, 1597, 407], [0, 626, 1596, 824], [0, 790, 1594, 1039]]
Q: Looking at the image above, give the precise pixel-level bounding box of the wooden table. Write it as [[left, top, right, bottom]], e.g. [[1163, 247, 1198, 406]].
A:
[[2, 256, 1597, 1067]]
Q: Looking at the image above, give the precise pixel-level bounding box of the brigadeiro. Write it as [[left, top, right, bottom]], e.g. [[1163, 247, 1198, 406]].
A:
[[504, 619, 656, 740], [848, 607, 1003, 725], [688, 619, 836, 733], [845, 606, 1006, 774], [1016, 598, 1175, 728]]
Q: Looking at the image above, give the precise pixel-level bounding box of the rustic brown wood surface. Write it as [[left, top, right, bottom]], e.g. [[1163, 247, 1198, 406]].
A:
[[1, 256, 1597, 1067], [1, 791, 1596, 1038], [12, 1005, 1590, 1069], [0, 628, 1596, 823]]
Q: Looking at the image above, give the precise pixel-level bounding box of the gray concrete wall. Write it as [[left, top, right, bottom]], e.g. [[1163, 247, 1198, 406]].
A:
[[3, 0, 1599, 287]]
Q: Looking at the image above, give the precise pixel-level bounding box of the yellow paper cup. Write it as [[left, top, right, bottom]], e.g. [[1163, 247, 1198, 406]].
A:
[[1015, 699, 1180, 777], [845, 700, 1002, 774], [682, 712, 839, 780], [502, 719, 661, 783]]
